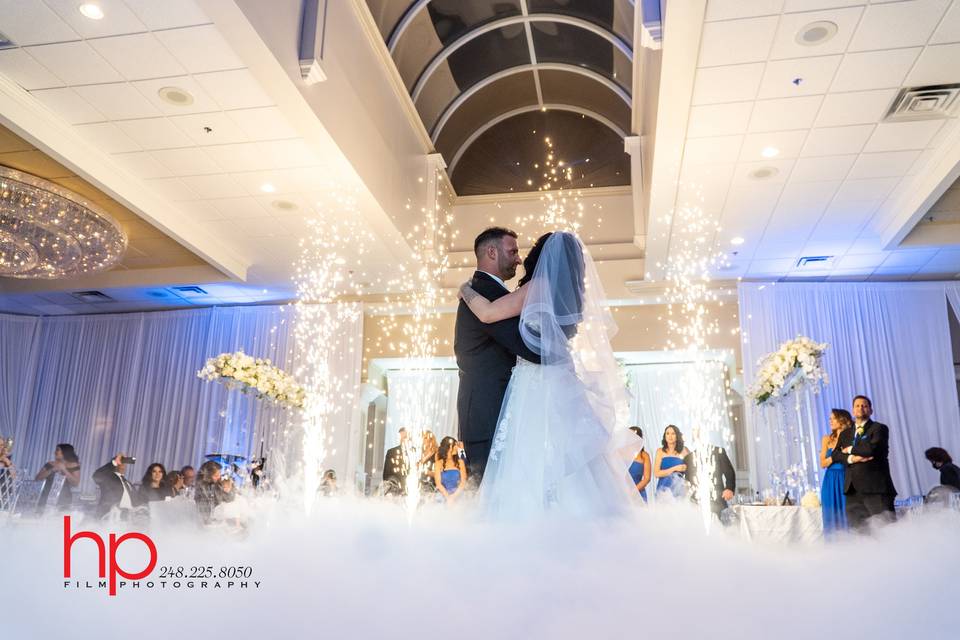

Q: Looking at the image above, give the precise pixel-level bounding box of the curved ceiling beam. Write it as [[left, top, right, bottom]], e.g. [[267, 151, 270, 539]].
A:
[[411, 14, 632, 104], [447, 104, 627, 176], [431, 62, 631, 143], [387, 0, 431, 53]]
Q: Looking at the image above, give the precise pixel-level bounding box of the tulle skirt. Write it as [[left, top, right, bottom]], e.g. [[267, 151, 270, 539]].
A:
[[478, 359, 636, 520]]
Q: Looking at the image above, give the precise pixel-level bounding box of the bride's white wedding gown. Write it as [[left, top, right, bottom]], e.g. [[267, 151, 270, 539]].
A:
[[478, 232, 637, 519]]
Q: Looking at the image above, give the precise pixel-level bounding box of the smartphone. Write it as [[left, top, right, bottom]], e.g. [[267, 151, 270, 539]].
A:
[[121, 456, 136, 464]]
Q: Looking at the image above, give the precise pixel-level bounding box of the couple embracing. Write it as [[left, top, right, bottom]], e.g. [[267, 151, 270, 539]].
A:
[[454, 227, 635, 519]]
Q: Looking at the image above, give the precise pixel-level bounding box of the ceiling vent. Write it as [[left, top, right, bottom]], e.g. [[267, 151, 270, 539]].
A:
[[172, 285, 208, 296], [71, 290, 113, 303], [885, 84, 960, 122], [795, 255, 834, 269]]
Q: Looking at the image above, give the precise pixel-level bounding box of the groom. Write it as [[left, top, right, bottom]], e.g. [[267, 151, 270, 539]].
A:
[[455, 227, 541, 483]]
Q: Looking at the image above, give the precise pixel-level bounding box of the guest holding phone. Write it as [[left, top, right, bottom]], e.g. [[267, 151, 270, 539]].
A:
[[92, 453, 140, 518]]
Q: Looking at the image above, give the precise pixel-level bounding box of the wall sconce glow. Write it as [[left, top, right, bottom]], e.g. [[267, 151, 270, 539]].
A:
[[260, 183, 276, 193], [79, 3, 104, 19], [761, 146, 780, 158], [730, 236, 745, 246]]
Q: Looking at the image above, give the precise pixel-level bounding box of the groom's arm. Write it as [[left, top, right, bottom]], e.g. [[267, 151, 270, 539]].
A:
[[480, 317, 541, 364]]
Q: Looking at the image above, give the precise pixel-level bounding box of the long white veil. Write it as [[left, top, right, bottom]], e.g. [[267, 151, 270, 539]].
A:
[[519, 231, 629, 437]]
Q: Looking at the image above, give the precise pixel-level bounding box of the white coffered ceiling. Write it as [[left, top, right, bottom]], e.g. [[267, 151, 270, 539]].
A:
[[648, 0, 960, 282], [0, 0, 412, 315]]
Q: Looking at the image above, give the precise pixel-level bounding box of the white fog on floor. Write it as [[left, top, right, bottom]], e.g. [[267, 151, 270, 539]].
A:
[[3, 496, 959, 638]]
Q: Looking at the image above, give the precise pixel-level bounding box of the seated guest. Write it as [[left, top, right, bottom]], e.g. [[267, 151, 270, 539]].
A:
[[924, 447, 960, 492], [0, 439, 15, 510], [434, 436, 467, 503], [382, 427, 410, 495], [319, 469, 338, 496], [163, 470, 185, 498], [35, 443, 81, 511], [820, 409, 853, 535], [180, 465, 196, 498], [92, 453, 140, 518], [683, 435, 736, 518], [627, 427, 651, 502], [654, 425, 689, 496], [138, 463, 168, 503], [419, 430, 439, 494], [195, 461, 235, 524], [832, 395, 897, 531]]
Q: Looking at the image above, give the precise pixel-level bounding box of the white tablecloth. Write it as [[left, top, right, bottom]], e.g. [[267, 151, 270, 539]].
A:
[[732, 505, 823, 544]]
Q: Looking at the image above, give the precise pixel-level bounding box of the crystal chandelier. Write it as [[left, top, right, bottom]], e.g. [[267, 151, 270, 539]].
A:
[[0, 166, 127, 278]]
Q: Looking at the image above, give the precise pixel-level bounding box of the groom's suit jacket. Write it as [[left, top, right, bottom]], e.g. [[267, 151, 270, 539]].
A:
[[831, 419, 897, 496], [454, 271, 541, 446]]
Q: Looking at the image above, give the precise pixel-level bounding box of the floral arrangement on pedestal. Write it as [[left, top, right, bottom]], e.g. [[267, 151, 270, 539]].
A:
[[747, 336, 829, 405], [198, 351, 305, 410]]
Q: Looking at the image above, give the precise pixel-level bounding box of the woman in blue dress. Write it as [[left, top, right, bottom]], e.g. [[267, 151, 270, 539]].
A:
[[820, 409, 852, 535], [627, 427, 651, 502], [654, 425, 690, 497], [434, 436, 467, 504]]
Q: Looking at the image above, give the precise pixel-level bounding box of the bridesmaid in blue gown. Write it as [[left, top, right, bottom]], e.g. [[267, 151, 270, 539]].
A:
[[434, 436, 467, 504], [820, 409, 852, 535], [654, 425, 690, 497], [627, 427, 652, 502]]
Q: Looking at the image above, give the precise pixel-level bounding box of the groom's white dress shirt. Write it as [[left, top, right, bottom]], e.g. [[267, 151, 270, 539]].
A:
[[478, 270, 508, 291]]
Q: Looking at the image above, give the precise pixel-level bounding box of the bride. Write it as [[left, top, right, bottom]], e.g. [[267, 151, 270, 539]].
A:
[[459, 231, 637, 519]]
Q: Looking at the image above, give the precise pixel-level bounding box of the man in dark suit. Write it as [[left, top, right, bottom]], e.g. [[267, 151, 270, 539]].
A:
[[92, 453, 140, 518], [684, 444, 736, 518], [455, 227, 541, 483], [832, 395, 897, 530], [381, 427, 409, 494]]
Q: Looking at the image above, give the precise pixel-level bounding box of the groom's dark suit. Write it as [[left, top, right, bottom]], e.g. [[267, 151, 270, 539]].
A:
[[831, 419, 897, 529], [455, 271, 540, 481]]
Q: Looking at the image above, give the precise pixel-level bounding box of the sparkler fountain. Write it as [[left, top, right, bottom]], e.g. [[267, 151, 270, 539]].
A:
[[659, 197, 735, 533], [293, 189, 370, 514]]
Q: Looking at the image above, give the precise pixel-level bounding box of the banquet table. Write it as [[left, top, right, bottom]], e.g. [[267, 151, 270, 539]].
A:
[[731, 505, 823, 544]]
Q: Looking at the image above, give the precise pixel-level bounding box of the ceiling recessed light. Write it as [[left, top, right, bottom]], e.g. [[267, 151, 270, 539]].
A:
[[750, 166, 779, 180], [271, 199, 297, 211], [796, 20, 838, 46], [260, 183, 276, 193], [730, 236, 745, 246], [761, 146, 780, 158], [157, 86, 194, 106], [79, 3, 104, 20]]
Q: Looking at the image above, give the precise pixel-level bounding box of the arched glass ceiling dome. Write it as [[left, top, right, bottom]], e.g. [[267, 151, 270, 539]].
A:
[[365, 0, 634, 195]]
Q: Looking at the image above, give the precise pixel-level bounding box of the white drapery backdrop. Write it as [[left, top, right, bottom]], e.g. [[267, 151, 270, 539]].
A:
[[0, 304, 363, 497], [625, 360, 734, 502], [739, 282, 960, 498], [383, 368, 459, 451]]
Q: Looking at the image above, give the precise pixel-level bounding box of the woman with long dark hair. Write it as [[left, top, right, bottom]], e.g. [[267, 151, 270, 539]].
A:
[[434, 436, 467, 503], [820, 409, 852, 534], [653, 425, 689, 496], [35, 443, 81, 510], [138, 462, 168, 502]]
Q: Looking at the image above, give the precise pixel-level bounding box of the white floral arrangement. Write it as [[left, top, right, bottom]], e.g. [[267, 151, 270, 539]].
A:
[[800, 490, 821, 508], [198, 351, 305, 410], [747, 336, 829, 405]]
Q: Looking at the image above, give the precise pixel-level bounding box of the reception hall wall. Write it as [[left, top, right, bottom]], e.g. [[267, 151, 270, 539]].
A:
[[0, 304, 362, 497]]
